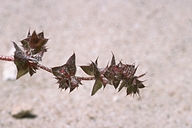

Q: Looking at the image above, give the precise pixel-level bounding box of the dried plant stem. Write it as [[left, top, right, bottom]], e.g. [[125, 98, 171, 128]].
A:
[[0, 55, 14, 62], [37, 63, 52, 73], [0, 55, 95, 81], [77, 76, 95, 81]]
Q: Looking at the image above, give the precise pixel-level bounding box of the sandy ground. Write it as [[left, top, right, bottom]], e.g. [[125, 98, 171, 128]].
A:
[[0, 0, 192, 128]]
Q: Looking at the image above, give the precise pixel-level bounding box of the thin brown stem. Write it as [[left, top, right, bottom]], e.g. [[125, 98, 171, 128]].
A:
[[77, 76, 95, 81], [37, 63, 52, 73], [0, 55, 14, 62]]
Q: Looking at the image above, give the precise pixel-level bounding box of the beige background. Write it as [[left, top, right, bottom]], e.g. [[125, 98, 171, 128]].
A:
[[0, 0, 192, 128]]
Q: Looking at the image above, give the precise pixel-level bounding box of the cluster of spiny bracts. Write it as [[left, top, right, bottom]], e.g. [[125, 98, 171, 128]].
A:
[[12, 30, 146, 96]]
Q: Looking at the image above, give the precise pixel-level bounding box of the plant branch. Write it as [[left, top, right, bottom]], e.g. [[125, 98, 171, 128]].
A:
[[37, 63, 52, 73], [0, 55, 95, 81], [77, 76, 95, 81], [0, 55, 14, 62], [0, 30, 146, 96]]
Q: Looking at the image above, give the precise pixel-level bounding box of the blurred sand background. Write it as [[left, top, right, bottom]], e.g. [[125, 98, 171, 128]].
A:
[[0, 0, 192, 128]]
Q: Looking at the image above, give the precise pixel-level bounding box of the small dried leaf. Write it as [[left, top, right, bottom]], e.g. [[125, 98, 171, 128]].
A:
[[52, 54, 81, 92], [28, 63, 38, 76], [80, 65, 94, 76], [138, 83, 145, 88], [20, 39, 30, 51], [66, 53, 76, 75], [70, 76, 82, 91], [92, 61, 100, 78], [29, 31, 48, 53], [52, 53, 76, 77], [27, 29, 31, 37], [52, 64, 68, 78], [137, 73, 147, 78], [13, 42, 29, 79], [80, 57, 98, 76], [132, 86, 138, 94], [95, 57, 98, 66], [20, 30, 48, 61], [16, 65, 28, 79], [37, 31, 44, 38], [104, 64, 121, 89], [132, 65, 138, 76], [136, 79, 145, 88], [111, 53, 116, 66], [127, 85, 140, 96], [57, 78, 69, 90], [91, 79, 103, 96], [30, 31, 38, 47], [118, 81, 126, 92], [113, 79, 121, 89], [126, 86, 133, 95], [13, 42, 38, 79]]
